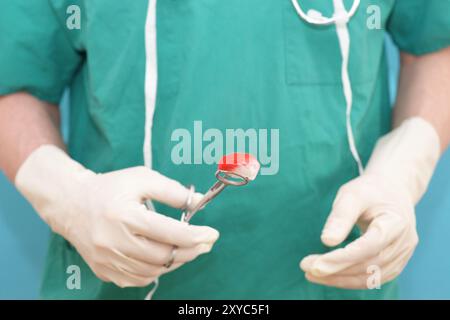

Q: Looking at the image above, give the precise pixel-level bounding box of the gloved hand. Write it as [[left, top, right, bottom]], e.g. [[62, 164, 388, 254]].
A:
[[301, 117, 441, 289], [15, 145, 219, 288]]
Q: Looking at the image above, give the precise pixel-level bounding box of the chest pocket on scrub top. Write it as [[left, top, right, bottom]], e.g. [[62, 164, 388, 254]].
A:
[[283, 0, 384, 86]]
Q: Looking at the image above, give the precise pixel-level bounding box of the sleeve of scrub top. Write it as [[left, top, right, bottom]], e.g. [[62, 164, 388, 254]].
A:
[[387, 0, 450, 55], [0, 1, 82, 104]]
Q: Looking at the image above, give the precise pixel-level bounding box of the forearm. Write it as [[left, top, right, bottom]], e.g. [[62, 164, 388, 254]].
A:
[[393, 47, 450, 152], [0, 92, 65, 181]]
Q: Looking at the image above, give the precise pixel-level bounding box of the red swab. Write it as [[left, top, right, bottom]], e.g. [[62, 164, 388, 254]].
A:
[[183, 152, 260, 222], [217, 153, 260, 182]]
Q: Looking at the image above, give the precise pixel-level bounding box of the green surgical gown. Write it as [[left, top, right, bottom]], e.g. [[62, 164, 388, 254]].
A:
[[1, 0, 450, 299]]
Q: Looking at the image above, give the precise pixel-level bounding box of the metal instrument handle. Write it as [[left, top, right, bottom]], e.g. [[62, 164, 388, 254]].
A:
[[183, 180, 226, 222]]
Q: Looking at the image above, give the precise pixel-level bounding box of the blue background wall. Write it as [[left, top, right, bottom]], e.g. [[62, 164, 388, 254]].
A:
[[0, 39, 449, 299]]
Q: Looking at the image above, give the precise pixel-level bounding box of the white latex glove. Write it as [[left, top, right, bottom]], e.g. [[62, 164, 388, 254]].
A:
[[300, 117, 441, 289], [15, 145, 219, 288]]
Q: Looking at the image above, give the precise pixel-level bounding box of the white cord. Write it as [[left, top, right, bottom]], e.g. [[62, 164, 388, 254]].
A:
[[291, 0, 360, 25], [143, 0, 158, 171], [332, 0, 364, 175], [144, 0, 159, 300], [144, 278, 159, 300], [144, 212, 187, 300], [291, 0, 364, 175]]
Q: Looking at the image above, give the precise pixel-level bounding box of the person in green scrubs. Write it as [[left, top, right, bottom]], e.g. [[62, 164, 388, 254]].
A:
[[1, 0, 450, 299]]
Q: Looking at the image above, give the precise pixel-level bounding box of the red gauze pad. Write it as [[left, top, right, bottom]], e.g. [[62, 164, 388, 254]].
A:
[[218, 153, 260, 181]]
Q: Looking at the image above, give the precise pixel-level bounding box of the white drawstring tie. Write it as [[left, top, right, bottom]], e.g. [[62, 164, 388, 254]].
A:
[[292, 0, 364, 174], [144, 0, 159, 300]]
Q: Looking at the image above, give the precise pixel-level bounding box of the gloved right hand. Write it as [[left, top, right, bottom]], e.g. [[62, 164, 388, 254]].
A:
[[15, 145, 219, 288]]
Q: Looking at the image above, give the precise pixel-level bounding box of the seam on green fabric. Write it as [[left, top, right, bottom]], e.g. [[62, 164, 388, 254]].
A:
[[0, 87, 61, 105], [47, 0, 83, 54]]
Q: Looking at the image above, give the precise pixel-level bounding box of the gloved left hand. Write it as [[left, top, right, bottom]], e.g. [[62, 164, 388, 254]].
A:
[[300, 117, 441, 289]]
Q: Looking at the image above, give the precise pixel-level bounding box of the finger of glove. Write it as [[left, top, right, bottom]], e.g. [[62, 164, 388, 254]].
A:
[[305, 272, 371, 290], [305, 249, 413, 289], [308, 213, 405, 277], [321, 186, 367, 247], [300, 254, 321, 273], [124, 235, 214, 266], [328, 233, 412, 276], [126, 167, 203, 210], [126, 208, 219, 247], [93, 264, 156, 288], [108, 247, 170, 278]]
